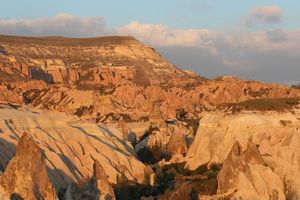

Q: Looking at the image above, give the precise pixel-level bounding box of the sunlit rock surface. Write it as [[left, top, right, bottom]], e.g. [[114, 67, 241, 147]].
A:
[[0, 104, 149, 194], [185, 107, 300, 198], [0, 133, 57, 200]]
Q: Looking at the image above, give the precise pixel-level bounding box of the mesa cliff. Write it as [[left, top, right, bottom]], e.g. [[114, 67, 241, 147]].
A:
[[1, 35, 300, 123]]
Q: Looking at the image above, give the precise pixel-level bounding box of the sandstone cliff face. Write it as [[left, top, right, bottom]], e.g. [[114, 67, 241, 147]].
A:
[[0, 35, 197, 86], [0, 133, 57, 200]]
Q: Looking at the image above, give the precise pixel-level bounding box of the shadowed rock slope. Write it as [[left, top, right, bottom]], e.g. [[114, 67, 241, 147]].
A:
[[63, 160, 116, 200]]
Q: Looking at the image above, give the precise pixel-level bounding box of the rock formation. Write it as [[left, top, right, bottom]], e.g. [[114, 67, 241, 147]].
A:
[[0, 35, 299, 199], [0, 133, 57, 200], [166, 130, 188, 157], [216, 141, 285, 200], [217, 141, 253, 195], [0, 35, 300, 123], [184, 106, 300, 198], [244, 140, 265, 165], [63, 160, 115, 200], [185, 107, 300, 169], [0, 104, 150, 193]]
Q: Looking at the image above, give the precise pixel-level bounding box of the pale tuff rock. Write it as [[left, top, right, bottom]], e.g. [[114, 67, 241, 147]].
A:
[[0, 106, 149, 193], [63, 160, 115, 200], [260, 130, 300, 199], [184, 109, 300, 198], [185, 110, 300, 170], [0, 133, 57, 200], [217, 141, 285, 200], [91, 160, 116, 200], [146, 127, 164, 162], [244, 139, 265, 165], [217, 142, 252, 195]]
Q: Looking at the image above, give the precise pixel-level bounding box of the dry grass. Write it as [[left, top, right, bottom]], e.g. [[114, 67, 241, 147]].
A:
[[224, 97, 300, 111], [0, 35, 138, 46]]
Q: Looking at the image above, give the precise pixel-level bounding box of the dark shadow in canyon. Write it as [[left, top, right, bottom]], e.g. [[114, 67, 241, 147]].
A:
[[29, 67, 54, 84]]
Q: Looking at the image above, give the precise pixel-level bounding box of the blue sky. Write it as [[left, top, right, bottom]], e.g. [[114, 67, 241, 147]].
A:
[[1, 0, 299, 29], [0, 0, 300, 29], [0, 0, 300, 84]]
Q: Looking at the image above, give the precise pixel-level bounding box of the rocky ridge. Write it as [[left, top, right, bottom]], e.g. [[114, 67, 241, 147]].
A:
[[1, 35, 300, 123]]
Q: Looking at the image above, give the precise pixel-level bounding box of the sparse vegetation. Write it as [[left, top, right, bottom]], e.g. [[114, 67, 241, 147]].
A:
[[0, 45, 7, 55], [223, 97, 300, 111], [137, 147, 156, 164], [154, 162, 219, 198]]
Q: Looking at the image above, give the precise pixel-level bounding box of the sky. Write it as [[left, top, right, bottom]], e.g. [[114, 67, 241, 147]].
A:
[[0, 0, 299, 84]]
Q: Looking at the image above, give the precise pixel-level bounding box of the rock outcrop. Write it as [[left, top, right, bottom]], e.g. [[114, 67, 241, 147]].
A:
[[217, 141, 285, 200], [0, 105, 150, 194], [63, 160, 115, 200], [0, 133, 57, 200], [185, 108, 300, 169], [0, 35, 300, 123], [0, 35, 198, 86], [0, 35, 300, 199], [185, 107, 300, 198], [217, 142, 251, 195], [166, 130, 188, 156]]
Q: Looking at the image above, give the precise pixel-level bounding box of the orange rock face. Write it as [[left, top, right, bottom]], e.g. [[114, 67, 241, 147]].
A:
[[217, 141, 252, 195], [0, 35, 299, 199], [0, 133, 57, 200], [0, 35, 299, 123]]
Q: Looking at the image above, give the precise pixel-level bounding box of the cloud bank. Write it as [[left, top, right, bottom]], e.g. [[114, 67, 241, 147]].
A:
[[115, 21, 218, 48], [0, 13, 107, 37], [0, 10, 299, 84], [245, 5, 282, 27]]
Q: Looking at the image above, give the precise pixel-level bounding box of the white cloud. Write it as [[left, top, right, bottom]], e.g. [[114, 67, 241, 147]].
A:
[[115, 21, 300, 56], [245, 5, 282, 27], [2, 14, 298, 54], [0, 13, 107, 37], [224, 30, 300, 54], [115, 21, 219, 49], [0, 13, 300, 83]]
